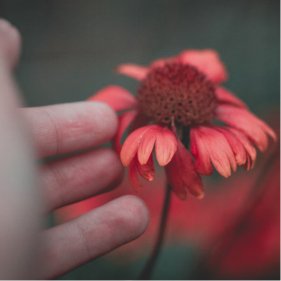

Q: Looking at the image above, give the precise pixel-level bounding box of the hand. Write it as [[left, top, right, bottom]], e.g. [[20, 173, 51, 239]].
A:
[[0, 19, 149, 279]]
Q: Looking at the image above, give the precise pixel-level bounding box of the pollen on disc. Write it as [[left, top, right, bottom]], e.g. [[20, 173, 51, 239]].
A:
[[137, 62, 217, 126]]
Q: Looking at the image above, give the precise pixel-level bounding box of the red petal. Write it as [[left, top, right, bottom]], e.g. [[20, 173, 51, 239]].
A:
[[137, 126, 158, 165], [120, 126, 153, 166], [113, 110, 138, 153], [117, 64, 148, 80], [136, 155, 155, 182], [89, 85, 137, 111], [150, 55, 176, 68], [228, 128, 257, 170], [216, 105, 276, 151], [215, 87, 248, 108], [129, 158, 142, 190], [155, 127, 178, 166], [191, 126, 237, 178], [178, 49, 228, 84], [128, 156, 155, 190], [190, 128, 213, 175], [256, 118, 277, 142], [166, 140, 204, 200], [216, 127, 247, 166]]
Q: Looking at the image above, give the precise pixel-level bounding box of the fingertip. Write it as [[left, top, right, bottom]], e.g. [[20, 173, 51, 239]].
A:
[[0, 19, 21, 69], [114, 195, 150, 239], [24, 102, 119, 156], [85, 101, 118, 140]]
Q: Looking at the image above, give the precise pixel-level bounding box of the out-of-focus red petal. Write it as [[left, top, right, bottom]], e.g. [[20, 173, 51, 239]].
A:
[[166, 140, 204, 200], [215, 87, 248, 108], [258, 118, 277, 141], [117, 64, 149, 80], [120, 126, 153, 166], [216, 105, 276, 151], [178, 49, 228, 84], [89, 85, 137, 111], [150, 55, 176, 68], [137, 126, 158, 165], [113, 110, 138, 153], [191, 126, 237, 178], [190, 128, 213, 175], [155, 127, 178, 166]]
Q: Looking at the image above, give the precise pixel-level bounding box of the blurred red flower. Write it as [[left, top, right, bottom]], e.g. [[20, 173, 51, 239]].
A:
[[205, 144, 280, 279]]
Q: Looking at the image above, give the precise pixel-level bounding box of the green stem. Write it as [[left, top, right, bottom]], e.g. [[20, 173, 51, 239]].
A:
[[139, 184, 172, 280]]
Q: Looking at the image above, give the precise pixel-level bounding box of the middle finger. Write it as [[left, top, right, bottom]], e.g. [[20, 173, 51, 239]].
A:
[[42, 148, 123, 211]]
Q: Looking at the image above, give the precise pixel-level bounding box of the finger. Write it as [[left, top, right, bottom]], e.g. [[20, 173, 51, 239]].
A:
[[0, 19, 21, 70], [39, 195, 149, 279], [42, 148, 124, 211], [22, 101, 118, 157]]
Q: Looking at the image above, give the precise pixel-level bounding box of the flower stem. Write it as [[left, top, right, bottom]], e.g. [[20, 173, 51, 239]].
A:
[[139, 184, 172, 280]]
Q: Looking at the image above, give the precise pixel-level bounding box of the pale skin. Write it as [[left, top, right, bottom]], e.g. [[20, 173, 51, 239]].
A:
[[0, 19, 149, 279]]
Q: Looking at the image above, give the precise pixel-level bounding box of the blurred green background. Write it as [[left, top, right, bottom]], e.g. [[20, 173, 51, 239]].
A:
[[0, 0, 279, 279], [0, 0, 279, 116]]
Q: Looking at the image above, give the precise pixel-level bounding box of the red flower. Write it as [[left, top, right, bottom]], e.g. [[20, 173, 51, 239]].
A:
[[89, 49, 276, 199]]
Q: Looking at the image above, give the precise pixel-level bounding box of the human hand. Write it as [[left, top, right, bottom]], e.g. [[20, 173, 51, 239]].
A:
[[0, 19, 149, 279]]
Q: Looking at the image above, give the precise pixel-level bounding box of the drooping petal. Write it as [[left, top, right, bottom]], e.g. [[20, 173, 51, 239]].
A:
[[120, 125, 153, 166], [113, 110, 138, 153], [89, 85, 137, 111], [228, 128, 257, 170], [215, 87, 248, 108], [190, 128, 213, 175], [216, 127, 247, 166], [155, 127, 178, 166], [128, 156, 155, 190], [257, 118, 277, 141], [166, 140, 204, 200], [136, 155, 155, 182], [117, 64, 149, 80], [191, 126, 237, 178], [216, 105, 276, 151], [217, 126, 259, 171], [178, 49, 228, 84], [128, 158, 141, 190], [137, 126, 158, 165]]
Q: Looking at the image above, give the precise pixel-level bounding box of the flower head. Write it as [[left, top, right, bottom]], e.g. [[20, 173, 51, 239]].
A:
[[89, 49, 276, 199]]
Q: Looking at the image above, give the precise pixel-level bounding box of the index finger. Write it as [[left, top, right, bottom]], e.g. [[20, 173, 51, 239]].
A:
[[22, 101, 118, 157]]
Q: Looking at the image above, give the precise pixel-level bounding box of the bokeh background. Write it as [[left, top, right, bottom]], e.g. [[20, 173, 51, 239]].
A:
[[0, 0, 279, 279]]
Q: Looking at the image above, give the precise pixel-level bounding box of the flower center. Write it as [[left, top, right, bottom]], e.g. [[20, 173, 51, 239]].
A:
[[137, 62, 217, 126]]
